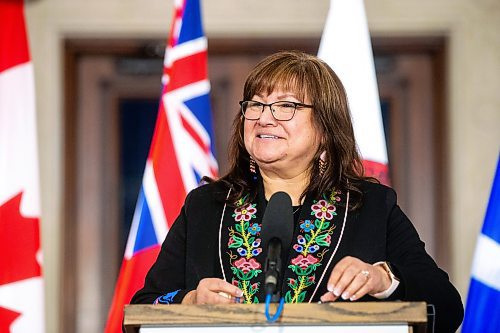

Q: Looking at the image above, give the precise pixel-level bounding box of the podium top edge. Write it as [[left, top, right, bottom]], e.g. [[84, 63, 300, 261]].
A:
[[124, 302, 427, 326]]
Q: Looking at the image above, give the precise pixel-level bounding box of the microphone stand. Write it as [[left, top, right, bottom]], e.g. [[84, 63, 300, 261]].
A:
[[264, 238, 282, 302]]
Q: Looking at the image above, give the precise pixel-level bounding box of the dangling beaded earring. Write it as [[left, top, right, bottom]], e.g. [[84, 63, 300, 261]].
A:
[[319, 151, 327, 176], [249, 156, 258, 181]]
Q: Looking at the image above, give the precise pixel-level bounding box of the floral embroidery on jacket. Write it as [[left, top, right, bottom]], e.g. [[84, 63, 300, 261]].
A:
[[226, 190, 341, 304], [154, 289, 180, 304], [228, 198, 262, 303], [285, 190, 341, 303]]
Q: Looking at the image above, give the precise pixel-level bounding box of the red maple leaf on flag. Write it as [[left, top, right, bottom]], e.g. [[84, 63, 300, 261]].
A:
[[0, 306, 21, 332], [0, 192, 41, 286]]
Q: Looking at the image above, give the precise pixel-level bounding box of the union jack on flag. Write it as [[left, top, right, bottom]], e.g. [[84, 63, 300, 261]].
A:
[[105, 0, 217, 331]]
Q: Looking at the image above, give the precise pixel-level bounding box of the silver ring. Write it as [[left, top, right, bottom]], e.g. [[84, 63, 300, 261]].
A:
[[360, 270, 370, 278]]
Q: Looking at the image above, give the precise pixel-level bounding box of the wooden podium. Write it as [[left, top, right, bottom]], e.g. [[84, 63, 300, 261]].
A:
[[124, 302, 427, 333]]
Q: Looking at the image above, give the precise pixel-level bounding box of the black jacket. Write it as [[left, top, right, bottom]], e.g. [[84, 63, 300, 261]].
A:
[[132, 180, 464, 332]]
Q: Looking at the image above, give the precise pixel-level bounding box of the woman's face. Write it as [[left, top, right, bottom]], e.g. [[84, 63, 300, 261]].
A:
[[243, 89, 320, 177]]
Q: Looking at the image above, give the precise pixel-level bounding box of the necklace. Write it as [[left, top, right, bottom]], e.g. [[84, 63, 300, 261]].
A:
[[293, 205, 301, 214]]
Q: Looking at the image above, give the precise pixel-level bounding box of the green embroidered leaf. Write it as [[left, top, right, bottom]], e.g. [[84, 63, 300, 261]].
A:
[[285, 291, 293, 303], [243, 221, 249, 230], [315, 234, 329, 247], [288, 264, 299, 275], [236, 271, 248, 280], [235, 224, 242, 233], [314, 219, 321, 229], [248, 236, 255, 244], [304, 278, 315, 288], [249, 282, 260, 295], [228, 242, 240, 249], [229, 236, 244, 248], [295, 263, 321, 276], [316, 240, 329, 247], [233, 268, 254, 281], [297, 291, 306, 303], [304, 234, 311, 242], [321, 222, 330, 230], [240, 269, 262, 280]]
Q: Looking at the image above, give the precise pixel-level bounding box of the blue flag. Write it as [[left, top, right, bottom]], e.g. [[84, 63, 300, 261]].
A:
[[462, 153, 500, 332]]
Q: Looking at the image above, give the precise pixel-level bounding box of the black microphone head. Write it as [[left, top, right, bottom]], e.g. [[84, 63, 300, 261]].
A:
[[260, 191, 294, 254]]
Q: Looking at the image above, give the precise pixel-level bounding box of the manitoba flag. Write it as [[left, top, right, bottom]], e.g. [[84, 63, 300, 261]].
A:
[[104, 0, 218, 332], [0, 1, 45, 333], [318, 0, 389, 184]]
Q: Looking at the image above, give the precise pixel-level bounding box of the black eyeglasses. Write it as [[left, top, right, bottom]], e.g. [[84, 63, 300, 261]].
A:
[[239, 100, 313, 121]]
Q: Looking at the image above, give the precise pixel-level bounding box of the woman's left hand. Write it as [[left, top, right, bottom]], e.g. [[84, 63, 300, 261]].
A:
[[320, 256, 391, 302]]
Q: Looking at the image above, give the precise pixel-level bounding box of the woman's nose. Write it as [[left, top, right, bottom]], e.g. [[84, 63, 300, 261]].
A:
[[257, 105, 277, 125]]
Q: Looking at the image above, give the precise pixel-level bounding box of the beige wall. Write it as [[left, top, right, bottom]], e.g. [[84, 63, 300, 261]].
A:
[[25, 0, 500, 332]]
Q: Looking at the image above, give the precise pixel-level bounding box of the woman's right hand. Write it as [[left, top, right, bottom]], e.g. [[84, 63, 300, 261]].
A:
[[182, 278, 244, 304]]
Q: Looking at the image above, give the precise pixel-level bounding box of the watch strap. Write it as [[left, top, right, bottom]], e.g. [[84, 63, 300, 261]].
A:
[[370, 261, 400, 299]]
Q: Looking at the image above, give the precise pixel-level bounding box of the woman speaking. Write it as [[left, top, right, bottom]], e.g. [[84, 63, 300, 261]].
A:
[[131, 51, 464, 332]]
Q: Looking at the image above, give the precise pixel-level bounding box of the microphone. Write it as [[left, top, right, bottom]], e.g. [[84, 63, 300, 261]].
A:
[[260, 191, 294, 300]]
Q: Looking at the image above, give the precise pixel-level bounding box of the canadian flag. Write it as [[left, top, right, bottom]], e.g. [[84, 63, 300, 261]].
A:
[[318, 0, 389, 184], [0, 1, 45, 333]]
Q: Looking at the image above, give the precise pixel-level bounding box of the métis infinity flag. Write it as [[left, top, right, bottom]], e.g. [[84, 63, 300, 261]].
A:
[[318, 0, 389, 184], [104, 0, 218, 331], [462, 154, 500, 332], [0, 0, 45, 332]]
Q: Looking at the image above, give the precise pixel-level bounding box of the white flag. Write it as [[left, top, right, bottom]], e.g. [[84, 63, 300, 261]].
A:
[[318, 0, 389, 184]]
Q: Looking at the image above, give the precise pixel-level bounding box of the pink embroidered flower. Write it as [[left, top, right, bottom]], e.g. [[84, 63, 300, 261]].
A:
[[228, 237, 235, 246], [234, 258, 261, 274], [233, 204, 257, 222], [325, 234, 331, 245], [232, 280, 239, 287], [291, 254, 319, 270], [311, 199, 335, 219]]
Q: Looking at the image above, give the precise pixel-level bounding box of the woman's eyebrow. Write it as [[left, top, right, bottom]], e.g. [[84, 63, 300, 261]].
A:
[[276, 93, 299, 100]]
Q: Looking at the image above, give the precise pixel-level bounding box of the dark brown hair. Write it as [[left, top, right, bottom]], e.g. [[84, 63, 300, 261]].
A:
[[214, 50, 371, 206]]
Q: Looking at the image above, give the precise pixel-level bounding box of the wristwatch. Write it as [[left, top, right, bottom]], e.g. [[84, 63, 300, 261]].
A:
[[371, 261, 400, 299]]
